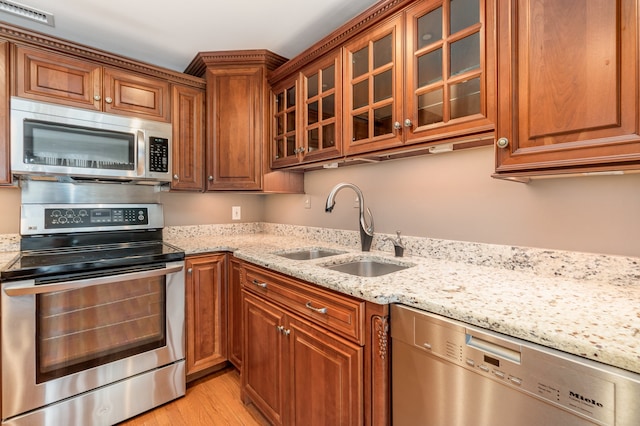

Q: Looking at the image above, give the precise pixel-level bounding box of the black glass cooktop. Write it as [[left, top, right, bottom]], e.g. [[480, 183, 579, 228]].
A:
[[1, 230, 184, 281]]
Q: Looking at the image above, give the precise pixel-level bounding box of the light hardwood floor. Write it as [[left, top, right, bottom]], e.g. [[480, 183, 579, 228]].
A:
[[119, 368, 269, 425]]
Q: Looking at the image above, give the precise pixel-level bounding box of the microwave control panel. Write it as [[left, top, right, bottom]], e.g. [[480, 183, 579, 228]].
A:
[[148, 137, 169, 173], [44, 207, 149, 229]]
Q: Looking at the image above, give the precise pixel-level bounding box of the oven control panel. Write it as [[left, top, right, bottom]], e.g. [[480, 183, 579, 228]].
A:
[[44, 207, 149, 229]]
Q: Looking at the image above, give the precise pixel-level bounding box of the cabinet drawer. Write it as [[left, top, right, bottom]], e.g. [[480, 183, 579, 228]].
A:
[[243, 263, 364, 345]]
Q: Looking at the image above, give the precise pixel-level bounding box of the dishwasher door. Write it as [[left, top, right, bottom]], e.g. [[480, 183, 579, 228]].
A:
[[391, 304, 640, 426]]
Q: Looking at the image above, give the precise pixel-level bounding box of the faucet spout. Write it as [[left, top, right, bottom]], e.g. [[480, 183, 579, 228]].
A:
[[325, 182, 374, 251]]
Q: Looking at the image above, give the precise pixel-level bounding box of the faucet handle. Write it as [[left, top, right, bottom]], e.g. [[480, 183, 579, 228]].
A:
[[394, 230, 404, 247]]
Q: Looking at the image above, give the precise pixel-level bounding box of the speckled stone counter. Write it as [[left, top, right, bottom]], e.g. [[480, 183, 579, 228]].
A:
[[2, 224, 639, 377], [163, 223, 640, 376]]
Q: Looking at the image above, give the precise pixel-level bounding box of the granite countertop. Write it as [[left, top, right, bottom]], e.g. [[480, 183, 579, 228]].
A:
[[1, 224, 639, 377], [164, 224, 640, 377]]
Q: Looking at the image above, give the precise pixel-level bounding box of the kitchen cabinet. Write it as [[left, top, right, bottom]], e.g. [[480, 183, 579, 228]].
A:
[[0, 40, 9, 184], [343, 0, 494, 156], [227, 255, 243, 369], [494, 0, 640, 177], [241, 262, 389, 426], [271, 51, 343, 168], [185, 254, 228, 381], [14, 45, 170, 121], [171, 84, 205, 191], [185, 50, 303, 192]]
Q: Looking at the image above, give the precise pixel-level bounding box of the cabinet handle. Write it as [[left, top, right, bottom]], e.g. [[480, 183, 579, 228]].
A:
[[93, 95, 101, 101], [282, 328, 291, 336], [276, 325, 284, 334], [173, 174, 179, 179], [105, 97, 113, 104], [208, 176, 214, 181], [252, 279, 267, 288], [496, 137, 509, 149], [393, 121, 402, 130], [404, 119, 413, 128], [187, 268, 192, 274], [305, 301, 328, 314]]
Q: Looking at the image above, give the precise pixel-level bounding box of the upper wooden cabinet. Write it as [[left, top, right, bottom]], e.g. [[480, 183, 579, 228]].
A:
[[0, 40, 9, 185], [14, 45, 170, 121], [343, 0, 494, 155], [494, 0, 640, 177], [171, 84, 205, 191], [271, 51, 343, 168], [186, 50, 303, 192]]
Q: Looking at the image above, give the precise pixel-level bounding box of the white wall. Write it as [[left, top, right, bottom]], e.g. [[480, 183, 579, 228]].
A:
[[263, 146, 640, 257], [2, 145, 639, 257]]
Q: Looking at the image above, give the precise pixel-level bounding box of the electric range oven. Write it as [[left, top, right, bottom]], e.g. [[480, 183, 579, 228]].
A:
[[0, 202, 185, 426]]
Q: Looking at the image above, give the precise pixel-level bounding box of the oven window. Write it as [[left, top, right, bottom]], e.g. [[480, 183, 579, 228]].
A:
[[24, 120, 135, 170], [36, 276, 166, 383]]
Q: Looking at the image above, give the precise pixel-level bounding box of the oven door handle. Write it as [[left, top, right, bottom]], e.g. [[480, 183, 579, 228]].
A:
[[3, 264, 184, 296]]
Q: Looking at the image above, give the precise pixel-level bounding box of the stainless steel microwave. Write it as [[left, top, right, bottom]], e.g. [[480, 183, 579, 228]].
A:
[[10, 97, 173, 183]]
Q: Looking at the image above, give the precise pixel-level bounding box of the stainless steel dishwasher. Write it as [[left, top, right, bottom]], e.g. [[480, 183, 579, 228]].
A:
[[391, 304, 640, 426]]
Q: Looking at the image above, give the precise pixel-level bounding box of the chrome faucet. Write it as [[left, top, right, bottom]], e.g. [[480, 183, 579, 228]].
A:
[[325, 182, 374, 251]]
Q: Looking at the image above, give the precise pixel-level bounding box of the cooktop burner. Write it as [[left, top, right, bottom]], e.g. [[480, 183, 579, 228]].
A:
[[1, 230, 184, 281]]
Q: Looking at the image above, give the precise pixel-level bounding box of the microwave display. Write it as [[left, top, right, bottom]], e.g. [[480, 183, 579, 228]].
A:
[[24, 120, 135, 170]]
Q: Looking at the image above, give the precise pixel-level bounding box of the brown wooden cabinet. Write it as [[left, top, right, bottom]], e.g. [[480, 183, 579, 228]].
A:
[[186, 50, 304, 192], [185, 254, 228, 381], [494, 0, 640, 177], [240, 262, 388, 426], [15, 45, 170, 121], [271, 51, 343, 168], [171, 84, 205, 191], [0, 40, 9, 184], [227, 256, 243, 369], [343, 0, 495, 156]]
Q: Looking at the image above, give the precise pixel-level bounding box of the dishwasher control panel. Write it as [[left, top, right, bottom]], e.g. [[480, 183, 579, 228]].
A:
[[391, 304, 618, 425]]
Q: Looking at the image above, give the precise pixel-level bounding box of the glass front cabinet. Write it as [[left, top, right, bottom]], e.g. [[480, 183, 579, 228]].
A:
[[271, 52, 342, 168], [343, 0, 494, 155]]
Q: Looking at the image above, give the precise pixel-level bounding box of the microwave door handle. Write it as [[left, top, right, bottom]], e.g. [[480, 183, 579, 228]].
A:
[[3, 264, 183, 297], [137, 129, 146, 177]]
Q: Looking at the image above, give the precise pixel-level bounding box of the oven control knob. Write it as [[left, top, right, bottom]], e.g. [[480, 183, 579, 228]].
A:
[[51, 210, 61, 217], [58, 217, 68, 224]]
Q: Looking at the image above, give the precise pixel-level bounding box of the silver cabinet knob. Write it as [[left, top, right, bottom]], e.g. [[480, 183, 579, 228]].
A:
[[173, 174, 179, 179], [105, 97, 113, 104], [404, 119, 412, 128], [393, 121, 402, 130], [208, 176, 213, 181], [187, 268, 192, 274], [93, 95, 101, 101], [496, 137, 509, 149]]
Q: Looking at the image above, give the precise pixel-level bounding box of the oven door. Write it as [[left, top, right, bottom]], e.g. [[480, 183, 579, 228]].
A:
[[1, 261, 185, 421]]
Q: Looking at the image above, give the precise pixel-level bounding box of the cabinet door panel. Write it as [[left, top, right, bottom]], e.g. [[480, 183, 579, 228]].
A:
[[242, 293, 286, 425], [495, 0, 640, 174], [228, 256, 243, 369], [15, 45, 101, 110], [287, 316, 363, 426], [207, 67, 262, 190], [185, 254, 227, 378], [171, 85, 205, 191], [103, 67, 170, 121]]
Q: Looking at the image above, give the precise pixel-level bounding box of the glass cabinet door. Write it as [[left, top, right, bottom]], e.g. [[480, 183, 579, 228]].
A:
[[301, 53, 342, 163], [343, 15, 404, 155], [404, 0, 494, 143], [271, 80, 300, 167]]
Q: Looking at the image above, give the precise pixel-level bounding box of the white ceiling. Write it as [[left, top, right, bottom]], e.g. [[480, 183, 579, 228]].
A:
[[0, 0, 380, 72]]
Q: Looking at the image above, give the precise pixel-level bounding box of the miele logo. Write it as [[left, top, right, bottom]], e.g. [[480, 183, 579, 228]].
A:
[[569, 391, 604, 408]]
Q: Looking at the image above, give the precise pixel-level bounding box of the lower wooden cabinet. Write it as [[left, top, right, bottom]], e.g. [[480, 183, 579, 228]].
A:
[[185, 253, 228, 380], [240, 262, 389, 426]]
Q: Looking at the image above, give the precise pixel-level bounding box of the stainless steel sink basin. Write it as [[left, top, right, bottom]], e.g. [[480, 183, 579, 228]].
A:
[[275, 248, 345, 261], [324, 259, 411, 277]]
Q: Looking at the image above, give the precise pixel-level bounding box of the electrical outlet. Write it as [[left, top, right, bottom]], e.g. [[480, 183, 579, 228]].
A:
[[232, 206, 241, 220], [304, 195, 311, 209]]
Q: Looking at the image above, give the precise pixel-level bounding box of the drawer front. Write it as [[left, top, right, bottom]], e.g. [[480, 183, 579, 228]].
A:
[[243, 264, 364, 345]]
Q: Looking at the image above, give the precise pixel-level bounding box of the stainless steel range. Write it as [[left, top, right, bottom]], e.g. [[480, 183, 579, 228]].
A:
[[0, 180, 186, 426]]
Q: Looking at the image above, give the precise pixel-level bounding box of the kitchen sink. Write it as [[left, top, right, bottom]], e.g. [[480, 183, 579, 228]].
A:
[[275, 248, 345, 261], [323, 258, 412, 277]]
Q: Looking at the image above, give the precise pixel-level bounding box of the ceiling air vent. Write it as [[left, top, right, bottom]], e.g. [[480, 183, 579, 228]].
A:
[[0, 0, 54, 26]]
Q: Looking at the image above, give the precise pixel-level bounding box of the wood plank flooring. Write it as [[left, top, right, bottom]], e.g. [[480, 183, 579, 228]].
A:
[[119, 367, 269, 425]]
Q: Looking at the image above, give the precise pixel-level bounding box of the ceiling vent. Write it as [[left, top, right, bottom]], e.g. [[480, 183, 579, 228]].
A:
[[0, 0, 54, 26]]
